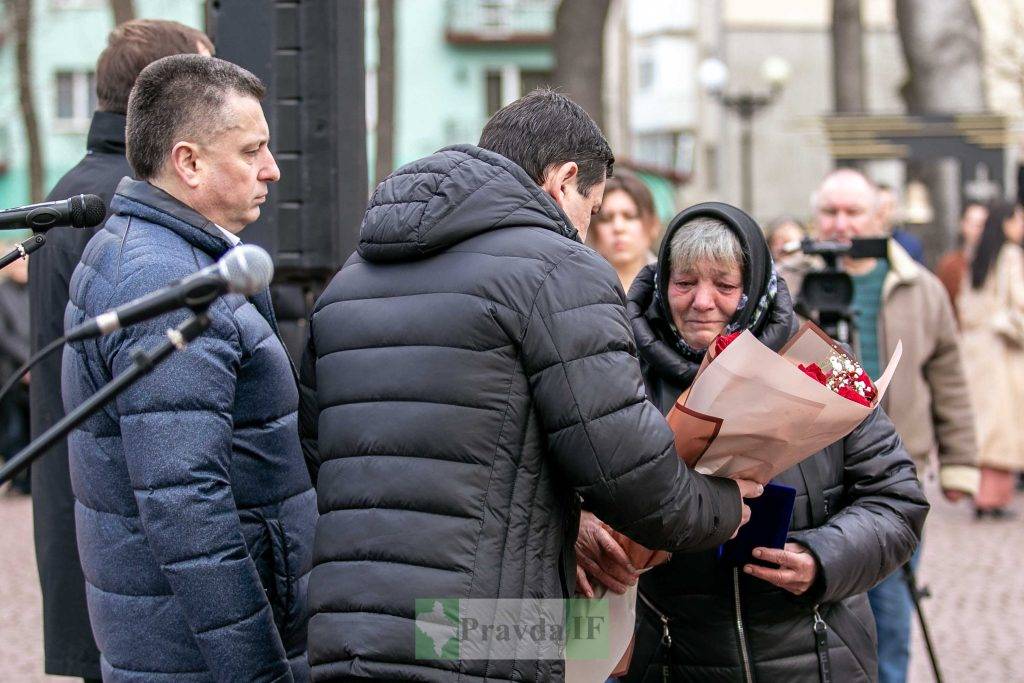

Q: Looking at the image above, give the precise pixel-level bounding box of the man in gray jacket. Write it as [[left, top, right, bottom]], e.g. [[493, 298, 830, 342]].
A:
[[299, 89, 761, 681]]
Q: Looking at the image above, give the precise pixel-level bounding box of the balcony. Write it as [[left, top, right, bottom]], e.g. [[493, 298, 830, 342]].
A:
[[445, 0, 556, 45]]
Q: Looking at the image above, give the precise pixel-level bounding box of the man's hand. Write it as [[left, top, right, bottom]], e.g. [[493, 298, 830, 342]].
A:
[[730, 479, 764, 539], [743, 543, 818, 595], [942, 489, 969, 504], [574, 511, 639, 598]]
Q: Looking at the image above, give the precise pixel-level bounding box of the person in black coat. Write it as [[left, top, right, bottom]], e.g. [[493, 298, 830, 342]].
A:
[[27, 21, 212, 680], [578, 203, 930, 682], [0, 253, 31, 494], [299, 90, 762, 682]]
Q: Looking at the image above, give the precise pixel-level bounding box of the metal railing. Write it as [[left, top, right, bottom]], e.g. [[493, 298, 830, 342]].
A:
[[445, 0, 556, 43]]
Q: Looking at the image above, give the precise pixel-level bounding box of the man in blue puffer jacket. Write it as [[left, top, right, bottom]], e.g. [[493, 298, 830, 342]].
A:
[[62, 54, 316, 681]]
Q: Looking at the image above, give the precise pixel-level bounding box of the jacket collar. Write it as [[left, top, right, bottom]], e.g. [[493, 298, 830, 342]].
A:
[[110, 177, 234, 260], [109, 178, 282, 330], [86, 111, 127, 156], [883, 239, 920, 299]]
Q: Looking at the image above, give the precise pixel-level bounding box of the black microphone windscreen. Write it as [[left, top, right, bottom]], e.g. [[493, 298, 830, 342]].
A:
[[72, 194, 107, 228]]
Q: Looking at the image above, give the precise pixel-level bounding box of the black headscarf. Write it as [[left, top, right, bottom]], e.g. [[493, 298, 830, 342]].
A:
[[628, 202, 798, 392]]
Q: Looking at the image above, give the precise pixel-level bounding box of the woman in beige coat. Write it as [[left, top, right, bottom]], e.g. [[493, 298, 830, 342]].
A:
[[958, 201, 1024, 517], [587, 171, 660, 292]]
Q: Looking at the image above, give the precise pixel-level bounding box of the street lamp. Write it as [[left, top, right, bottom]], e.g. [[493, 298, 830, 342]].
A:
[[699, 56, 791, 213]]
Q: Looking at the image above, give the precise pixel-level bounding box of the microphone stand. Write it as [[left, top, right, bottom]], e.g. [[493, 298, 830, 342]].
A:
[[902, 562, 944, 683], [0, 233, 46, 269], [0, 309, 211, 487]]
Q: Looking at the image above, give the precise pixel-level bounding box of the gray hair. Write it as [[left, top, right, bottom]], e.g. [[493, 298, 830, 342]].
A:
[[668, 216, 744, 274], [126, 54, 265, 180]]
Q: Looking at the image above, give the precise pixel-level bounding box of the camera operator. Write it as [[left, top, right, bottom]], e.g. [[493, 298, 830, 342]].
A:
[[804, 168, 979, 683]]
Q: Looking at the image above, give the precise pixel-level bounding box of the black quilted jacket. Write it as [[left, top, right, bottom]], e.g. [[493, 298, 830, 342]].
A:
[[298, 145, 742, 682]]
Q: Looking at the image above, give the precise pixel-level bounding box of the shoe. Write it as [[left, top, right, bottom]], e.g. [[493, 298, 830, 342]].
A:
[[975, 507, 1017, 520]]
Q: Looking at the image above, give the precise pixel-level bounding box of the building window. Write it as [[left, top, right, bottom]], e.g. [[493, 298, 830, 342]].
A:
[[638, 59, 655, 90], [486, 71, 503, 116], [520, 69, 551, 95], [634, 131, 695, 176], [50, 0, 104, 9], [55, 71, 96, 131], [485, 66, 552, 115]]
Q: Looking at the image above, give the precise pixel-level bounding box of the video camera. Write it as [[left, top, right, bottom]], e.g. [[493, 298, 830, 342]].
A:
[[793, 237, 889, 346]]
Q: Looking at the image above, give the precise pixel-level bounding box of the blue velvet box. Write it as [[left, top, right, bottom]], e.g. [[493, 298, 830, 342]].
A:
[[719, 483, 796, 567]]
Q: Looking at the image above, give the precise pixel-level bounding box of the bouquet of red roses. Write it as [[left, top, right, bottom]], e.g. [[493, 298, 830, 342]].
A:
[[606, 322, 899, 571], [670, 320, 900, 479]]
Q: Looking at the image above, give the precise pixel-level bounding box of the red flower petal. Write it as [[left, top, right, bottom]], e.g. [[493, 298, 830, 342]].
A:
[[714, 331, 742, 355], [838, 385, 872, 407], [799, 363, 829, 385]]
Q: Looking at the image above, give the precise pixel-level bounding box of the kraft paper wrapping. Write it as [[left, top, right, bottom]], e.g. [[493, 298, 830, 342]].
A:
[[567, 323, 901, 682], [672, 323, 902, 483], [563, 584, 637, 682]]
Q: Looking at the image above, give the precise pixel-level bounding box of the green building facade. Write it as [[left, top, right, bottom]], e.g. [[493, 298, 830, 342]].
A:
[[0, 0, 205, 208]]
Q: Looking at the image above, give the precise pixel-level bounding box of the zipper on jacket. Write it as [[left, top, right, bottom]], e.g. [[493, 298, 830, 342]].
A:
[[733, 568, 754, 683], [812, 605, 833, 683], [637, 590, 673, 682]]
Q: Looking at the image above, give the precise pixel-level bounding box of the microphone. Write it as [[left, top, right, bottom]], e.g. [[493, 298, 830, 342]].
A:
[[0, 234, 46, 270], [0, 194, 106, 231], [66, 244, 274, 343]]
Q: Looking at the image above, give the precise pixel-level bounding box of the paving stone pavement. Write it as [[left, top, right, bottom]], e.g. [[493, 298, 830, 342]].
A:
[[0, 476, 1021, 682]]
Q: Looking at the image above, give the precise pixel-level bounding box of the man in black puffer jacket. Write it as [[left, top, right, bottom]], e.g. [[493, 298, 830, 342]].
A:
[[299, 90, 761, 681]]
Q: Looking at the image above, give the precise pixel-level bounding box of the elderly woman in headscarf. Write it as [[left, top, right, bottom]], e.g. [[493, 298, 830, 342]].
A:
[[577, 203, 929, 683]]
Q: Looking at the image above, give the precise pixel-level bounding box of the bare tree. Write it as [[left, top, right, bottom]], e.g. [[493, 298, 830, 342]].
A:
[[375, 0, 395, 185], [896, 0, 985, 113], [831, 0, 865, 113], [986, 0, 1024, 111], [552, 0, 612, 130], [895, 0, 986, 261], [6, 0, 44, 202], [109, 0, 135, 25]]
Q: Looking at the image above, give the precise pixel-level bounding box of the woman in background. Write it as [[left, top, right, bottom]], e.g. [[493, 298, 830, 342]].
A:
[[588, 171, 660, 291], [765, 216, 816, 294], [958, 201, 1024, 518], [936, 201, 989, 323]]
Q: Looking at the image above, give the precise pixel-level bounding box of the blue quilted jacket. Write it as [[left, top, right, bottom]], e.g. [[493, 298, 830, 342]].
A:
[[63, 178, 317, 682]]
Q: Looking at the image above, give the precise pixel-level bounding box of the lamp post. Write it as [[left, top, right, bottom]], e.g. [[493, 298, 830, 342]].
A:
[[699, 56, 791, 214]]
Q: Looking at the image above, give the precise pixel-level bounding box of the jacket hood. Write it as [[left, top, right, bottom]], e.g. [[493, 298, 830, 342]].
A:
[[357, 144, 578, 263], [628, 202, 798, 388], [653, 202, 775, 335]]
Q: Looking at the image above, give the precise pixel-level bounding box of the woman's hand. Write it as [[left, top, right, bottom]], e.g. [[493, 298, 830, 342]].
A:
[[574, 511, 640, 598], [743, 542, 819, 595]]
